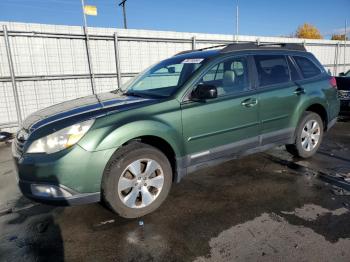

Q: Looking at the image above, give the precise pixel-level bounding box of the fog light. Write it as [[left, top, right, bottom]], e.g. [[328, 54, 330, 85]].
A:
[[30, 184, 73, 198]]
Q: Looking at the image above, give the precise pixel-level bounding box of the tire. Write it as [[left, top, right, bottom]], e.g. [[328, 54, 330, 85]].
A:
[[285, 112, 324, 158], [102, 142, 172, 218]]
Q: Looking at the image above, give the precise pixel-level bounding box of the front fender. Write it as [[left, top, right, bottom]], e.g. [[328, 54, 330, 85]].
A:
[[81, 120, 185, 157]]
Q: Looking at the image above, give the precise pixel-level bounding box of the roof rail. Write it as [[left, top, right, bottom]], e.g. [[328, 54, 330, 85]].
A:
[[175, 42, 306, 56], [174, 44, 227, 56], [220, 42, 306, 53]]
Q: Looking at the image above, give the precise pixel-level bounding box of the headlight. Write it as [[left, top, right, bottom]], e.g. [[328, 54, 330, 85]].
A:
[[27, 119, 94, 154]]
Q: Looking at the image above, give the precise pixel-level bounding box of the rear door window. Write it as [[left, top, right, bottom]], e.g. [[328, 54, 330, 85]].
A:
[[293, 56, 321, 79], [254, 55, 291, 87]]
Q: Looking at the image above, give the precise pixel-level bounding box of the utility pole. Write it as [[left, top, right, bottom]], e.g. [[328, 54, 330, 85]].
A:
[[119, 0, 128, 29], [344, 19, 347, 73], [235, 0, 239, 42]]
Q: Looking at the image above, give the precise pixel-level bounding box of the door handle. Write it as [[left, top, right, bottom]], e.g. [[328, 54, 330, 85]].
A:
[[294, 87, 305, 95], [241, 98, 258, 107]]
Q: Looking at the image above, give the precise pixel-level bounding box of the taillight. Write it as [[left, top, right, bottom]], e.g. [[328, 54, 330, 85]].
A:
[[329, 76, 337, 89]]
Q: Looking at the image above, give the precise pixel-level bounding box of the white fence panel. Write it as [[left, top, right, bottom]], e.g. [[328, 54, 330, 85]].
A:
[[0, 21, 349, 130]]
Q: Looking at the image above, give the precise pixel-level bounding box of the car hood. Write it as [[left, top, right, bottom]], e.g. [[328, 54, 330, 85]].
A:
[[22, 91, 156, 132]]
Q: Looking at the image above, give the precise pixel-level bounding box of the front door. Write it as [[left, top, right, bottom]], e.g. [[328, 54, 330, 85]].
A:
[[181, 56, 259, 166]]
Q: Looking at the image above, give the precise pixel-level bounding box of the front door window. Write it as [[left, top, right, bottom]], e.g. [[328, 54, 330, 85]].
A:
[[199, 57, 251, 96]]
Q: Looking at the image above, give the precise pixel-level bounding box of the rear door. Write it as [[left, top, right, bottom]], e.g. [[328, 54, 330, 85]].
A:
[[254, 54, 302, 145], [181, 55, 260, 166]]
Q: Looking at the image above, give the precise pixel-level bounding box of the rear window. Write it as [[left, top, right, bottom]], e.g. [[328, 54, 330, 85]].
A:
[[293, 56, 321, 79], [254, 55, 290, 86]]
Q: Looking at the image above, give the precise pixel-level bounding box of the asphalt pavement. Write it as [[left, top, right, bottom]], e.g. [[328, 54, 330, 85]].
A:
[[0, 121, 349, 262]]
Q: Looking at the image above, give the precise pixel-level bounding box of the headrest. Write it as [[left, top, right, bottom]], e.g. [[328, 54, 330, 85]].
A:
[[223, 70, 236, 87]]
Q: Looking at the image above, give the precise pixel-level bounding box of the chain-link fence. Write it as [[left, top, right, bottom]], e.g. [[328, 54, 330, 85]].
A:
[[0, 21, 349, 130]]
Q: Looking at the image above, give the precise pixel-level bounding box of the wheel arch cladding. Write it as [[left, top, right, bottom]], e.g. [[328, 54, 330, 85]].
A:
[[289, 97, 328, 132], [304, 103, 328, 130], [124, 136, 177, 181]]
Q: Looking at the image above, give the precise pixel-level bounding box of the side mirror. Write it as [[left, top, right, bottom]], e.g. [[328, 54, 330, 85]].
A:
[[192, 84, 218, 100], [339, 72, 345, 77]]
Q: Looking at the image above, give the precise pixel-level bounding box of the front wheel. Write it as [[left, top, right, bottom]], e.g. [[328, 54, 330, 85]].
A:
[[102, 142, 172, 218], [286, 112, 324, 158]]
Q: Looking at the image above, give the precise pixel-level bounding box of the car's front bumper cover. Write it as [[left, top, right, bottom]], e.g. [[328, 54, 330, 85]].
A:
[[18, 179, 101, 205], [12, 140, 116, 206]]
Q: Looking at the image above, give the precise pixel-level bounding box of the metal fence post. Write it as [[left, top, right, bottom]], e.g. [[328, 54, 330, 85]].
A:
[[334, 43, 339, 76], [3, 25, 23, 125], [83, 26, 96, 94], [192, 36, 196, 50], [114, 32, 122, 89]]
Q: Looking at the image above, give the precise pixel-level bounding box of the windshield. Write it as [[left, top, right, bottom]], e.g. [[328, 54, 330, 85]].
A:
[[122, 56, 206, 98]]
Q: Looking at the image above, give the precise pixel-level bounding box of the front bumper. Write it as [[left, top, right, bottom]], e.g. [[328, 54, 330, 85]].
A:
[[18, 180, 101, 205], [12, 142, 115, 205], [340, 99, 350, 115]]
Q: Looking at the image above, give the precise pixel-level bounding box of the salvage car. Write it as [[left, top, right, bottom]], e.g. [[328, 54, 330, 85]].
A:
[[336, 70, 350, 115], [12, 43, 340, 218]]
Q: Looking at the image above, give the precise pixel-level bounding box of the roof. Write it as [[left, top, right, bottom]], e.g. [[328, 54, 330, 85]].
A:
[[175, 42, 307, 57], [174, 49, 220, 60]]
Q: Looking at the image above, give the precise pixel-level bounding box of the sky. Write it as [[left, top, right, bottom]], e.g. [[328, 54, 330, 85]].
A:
[[0, 0, 350, 39]]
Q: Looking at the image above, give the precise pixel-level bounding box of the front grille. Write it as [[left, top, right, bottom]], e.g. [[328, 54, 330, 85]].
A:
[[338, 90, 350, 100]]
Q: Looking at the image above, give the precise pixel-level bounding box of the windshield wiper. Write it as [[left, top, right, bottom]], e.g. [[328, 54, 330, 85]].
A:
[[124, 90, 169, 99], [124, 91, 146, 98], [111, 88, 125, 95]]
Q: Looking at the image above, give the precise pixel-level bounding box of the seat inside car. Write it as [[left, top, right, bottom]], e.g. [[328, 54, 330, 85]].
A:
[[269, 65, 289, 84], [217, 70, 236, 96]]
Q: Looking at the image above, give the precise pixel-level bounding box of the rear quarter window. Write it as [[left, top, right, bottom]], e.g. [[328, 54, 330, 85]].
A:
[[293, 56, 321, 79]]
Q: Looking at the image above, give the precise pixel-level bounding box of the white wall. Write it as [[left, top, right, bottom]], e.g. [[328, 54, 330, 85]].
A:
[[0, 21, 349, 130]]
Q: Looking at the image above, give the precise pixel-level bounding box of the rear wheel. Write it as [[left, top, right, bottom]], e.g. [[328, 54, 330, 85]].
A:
[[102, 142, 172, 218], [286, 112, 324, 158]]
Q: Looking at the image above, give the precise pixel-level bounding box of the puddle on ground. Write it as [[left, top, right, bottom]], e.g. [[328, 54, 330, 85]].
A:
[[194, 211, 350, 262], [281, 203, 349, 221]]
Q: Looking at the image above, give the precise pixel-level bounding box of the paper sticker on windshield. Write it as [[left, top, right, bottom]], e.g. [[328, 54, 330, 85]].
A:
[[181, 58, 204, 64]]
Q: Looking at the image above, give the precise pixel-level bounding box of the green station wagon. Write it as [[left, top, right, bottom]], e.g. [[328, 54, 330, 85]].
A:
[[13, 43, 340, 218]]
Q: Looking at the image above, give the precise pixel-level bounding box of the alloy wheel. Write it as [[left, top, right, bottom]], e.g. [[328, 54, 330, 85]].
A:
[[301, 119, 321, 152], [117, 159, 164, 208]]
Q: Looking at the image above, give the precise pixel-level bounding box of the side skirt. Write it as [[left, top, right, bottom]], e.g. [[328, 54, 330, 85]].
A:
[[175, 128, 295, 183]]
